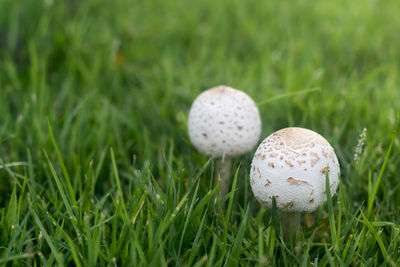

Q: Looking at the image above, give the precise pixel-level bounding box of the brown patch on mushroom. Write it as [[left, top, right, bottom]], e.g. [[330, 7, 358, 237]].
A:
[[262, 155, 266, 160], [280, 155, 284, 160], [250, 178, 255, 185], [288, 149, 300, 157], [264, 179, 272, 186], [268, 194, 279, 199], [277, 128, 313, 144], [257, 168, 262, 178], [285, 160, 294, 167], [310, 152, 320, 167], [297, 160, 306, 165], [269, 153, 278, 158], [281, 200, 294, 209], [304, 168, 307, 171], [202, 133, 208, 138], [320, 166, 330, 174], [268, 162, 275, 168], [287, 177, 309, 185], [322, 150, 328, 158], [212, 86, 228, 94], [308, 189, 315, 202]]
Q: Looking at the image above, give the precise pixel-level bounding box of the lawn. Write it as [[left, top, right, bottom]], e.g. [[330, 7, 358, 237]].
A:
[[0, 0, 399, 266]]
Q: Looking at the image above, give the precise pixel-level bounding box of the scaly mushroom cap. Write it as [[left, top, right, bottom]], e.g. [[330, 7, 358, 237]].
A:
[[250, 127, 340, 212], [188, 85, 261, 157]]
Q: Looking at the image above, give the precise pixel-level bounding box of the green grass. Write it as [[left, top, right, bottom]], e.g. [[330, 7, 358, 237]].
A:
[[1, 0, 400, 265]]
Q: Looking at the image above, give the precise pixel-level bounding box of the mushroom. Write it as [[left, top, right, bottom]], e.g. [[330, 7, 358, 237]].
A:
[[188, 85, 261, 200], [249, 127, 340, 240]]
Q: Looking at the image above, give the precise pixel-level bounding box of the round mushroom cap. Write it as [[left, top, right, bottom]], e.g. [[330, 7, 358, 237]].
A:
[[188, 85, 261, 157], [249, 127, 340, 213]]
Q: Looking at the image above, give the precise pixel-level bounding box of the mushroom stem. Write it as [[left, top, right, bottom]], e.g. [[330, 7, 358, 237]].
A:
[[216, 157, 232, 201], [282, 211, 301, 241]]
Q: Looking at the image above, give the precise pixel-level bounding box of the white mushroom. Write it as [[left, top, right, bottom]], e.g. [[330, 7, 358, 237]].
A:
[[249, 127, 340, 239], [188, 85, 261, 200]]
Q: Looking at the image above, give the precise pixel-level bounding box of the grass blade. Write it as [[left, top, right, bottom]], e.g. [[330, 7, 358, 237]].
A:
[[30, 201, 65, 267], [47, 120, 77, 207], [367, 134, 395, 217], [257, 87, 321, 106]]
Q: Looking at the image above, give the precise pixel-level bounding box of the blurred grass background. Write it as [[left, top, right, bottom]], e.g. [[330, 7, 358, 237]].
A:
[[0, 0, 399, 265]]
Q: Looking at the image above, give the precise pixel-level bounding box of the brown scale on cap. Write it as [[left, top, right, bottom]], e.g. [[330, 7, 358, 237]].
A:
[[281, 200, 294, 209], [264, 179, 272, 186], [297, 160, 306, 165], [310, 152, 320, 167], [285, 160, 294, 167], [268, 162, 275, 168], [255, 153, 263, 159], [308, 189, 315, 202], [320, 166, 330, 174], [274, 144, 284, 150], [209, 85, 228, 94], [287, 177, 309, 185], [288, 148, 300, 156], [275, 127, 315, 147]]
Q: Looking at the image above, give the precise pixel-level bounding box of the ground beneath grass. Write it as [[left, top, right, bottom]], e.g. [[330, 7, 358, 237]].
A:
[[0, 0, 399, 266]]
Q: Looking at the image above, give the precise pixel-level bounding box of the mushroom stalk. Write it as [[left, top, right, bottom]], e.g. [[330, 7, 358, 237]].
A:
[[282, 211, 301, 241], [216, 157, 232, 201]]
